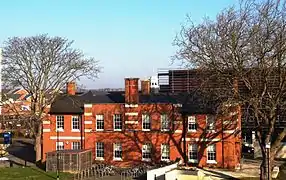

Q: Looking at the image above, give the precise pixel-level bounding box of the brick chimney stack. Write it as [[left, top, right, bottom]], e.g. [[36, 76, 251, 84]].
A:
[[66, 82, 76, 95], [141, 80, 150, 95], [125, 78, 139, 104]]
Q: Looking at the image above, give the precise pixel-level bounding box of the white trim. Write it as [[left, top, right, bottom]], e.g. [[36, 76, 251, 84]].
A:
[[56, 128, 64, 132], [113, 158, 123, 161], [71, 129, 80, 132], [84, 121, 92, 124], [43, 129, 51, 132], [125, 120, 138, 124], [95, 157, 104, 161], [43, 121, 50, 125], [188, 159, 198, 163], [114, 129, 122, 132], [142, 158, 151, 162], [50, 136, 84, 140], [224, 130, 236, 133], [184, 138, 220, 142], [124, 104, 138, 107], [84, 112, 92, 116], [188, 130, 197, 133], [207, 130, 216, 133], [84, 104, 92, 108], [207, 160, 217, 164], [51, 136, 83, 140], [84, 129, 92, 132], [125, 112, 138, 116], [142, 129, 151, 131], [175, 130, 182, 133]]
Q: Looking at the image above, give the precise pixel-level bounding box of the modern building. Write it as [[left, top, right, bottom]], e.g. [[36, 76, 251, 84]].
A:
[[157, 68, 286, 158], [42, 77, 241, 169]]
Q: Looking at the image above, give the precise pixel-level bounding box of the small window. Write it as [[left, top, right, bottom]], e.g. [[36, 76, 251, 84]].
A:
[[142, 143, 152, 161], [188, 144, 198, 162], [114, 114, 122, 131], [72, 116, 80, 131], [72, 142, 81, 150], [207, 144, 216, 163], [206, 115, 215, 131], [56, 115, 64, 131], [161, 114, 170, 131], [56, 142, 64, 150], [96, 142, 104, 159], [96, 115, 104, 131], [114, 143, 122, 160], [188, 116, 197, 131], [161, 144, 170, 161], [142, 114, 151, 131]]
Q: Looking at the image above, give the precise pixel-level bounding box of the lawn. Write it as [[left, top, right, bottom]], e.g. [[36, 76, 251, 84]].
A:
[[0, 167, 73, 180]]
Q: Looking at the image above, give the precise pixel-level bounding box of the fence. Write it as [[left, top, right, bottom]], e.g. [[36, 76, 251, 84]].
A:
[[74, 163, 151, 180]]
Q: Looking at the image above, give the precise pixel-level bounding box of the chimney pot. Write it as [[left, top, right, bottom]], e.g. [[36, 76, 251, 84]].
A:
[[67, 82, 76, 95], [141, 80, 150, 95]]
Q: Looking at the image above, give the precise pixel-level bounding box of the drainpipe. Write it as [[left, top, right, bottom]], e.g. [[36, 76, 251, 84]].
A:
[[222, 117, 224, 168], [80, 114, 84, 149]]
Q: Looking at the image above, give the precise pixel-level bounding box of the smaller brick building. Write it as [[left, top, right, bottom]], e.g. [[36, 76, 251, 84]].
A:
[[43, 78, 241, 169]]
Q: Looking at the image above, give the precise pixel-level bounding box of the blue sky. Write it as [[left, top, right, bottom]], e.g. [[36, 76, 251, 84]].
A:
[[0, 0, 237, 88]]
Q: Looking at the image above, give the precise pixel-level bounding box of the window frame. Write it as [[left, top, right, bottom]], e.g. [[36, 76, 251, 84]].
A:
[[56, 115, 64, 132], [96, 142, 104, 160], [161, 144, 170, 161], [113, 114, 122, 131], [188, 144, 198, 163], [71, 116, 80, 132], [161, 114, 170, 131], [142, 113, 151, 131], [188, 116, 197, 132], [96, 114, 104, 131], [113, 143, 122, 160], [56, 141, 64, 150], [72, 142, 81, 150], [206, 115, 215, 132], [207, 144, 217, 164], [142, 143, 152, 161]]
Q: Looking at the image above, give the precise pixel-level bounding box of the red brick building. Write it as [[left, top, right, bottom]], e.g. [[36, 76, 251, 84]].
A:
[[43, 78, 241, 169]]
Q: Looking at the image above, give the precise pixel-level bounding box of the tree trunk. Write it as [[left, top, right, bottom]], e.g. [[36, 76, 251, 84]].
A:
[[260, 157, 267, 180], [35, 125, 42, 162]]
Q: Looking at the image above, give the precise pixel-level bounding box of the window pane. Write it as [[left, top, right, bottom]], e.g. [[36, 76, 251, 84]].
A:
[[96, 115, 104, 130], [207, 144, 216, 161], [207, 115, 215, 130], [161, 144, 170, 160], [142, 114, 151, 130], [96, 142, 104, 158], [161, 114, 169, 130], [72, 116, 79, 130], [72, 142, 80, 150], [114, 114, 122, 130], [188, 116, 197, 131], [188, 144, 198, 160], [56, 116, 64, 129], [114, 143, 122, 159], [142, 143, 151, 159]]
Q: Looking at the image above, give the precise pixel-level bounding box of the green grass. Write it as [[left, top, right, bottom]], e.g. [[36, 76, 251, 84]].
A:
[[0, 167, 73, 180]]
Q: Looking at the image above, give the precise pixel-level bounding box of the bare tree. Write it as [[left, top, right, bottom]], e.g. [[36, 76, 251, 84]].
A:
[[173, 0, 286, 179], [1, 34, 101, 162]]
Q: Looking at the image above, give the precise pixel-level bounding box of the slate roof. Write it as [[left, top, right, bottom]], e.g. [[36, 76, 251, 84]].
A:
[[50, 90, 218, 114]]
